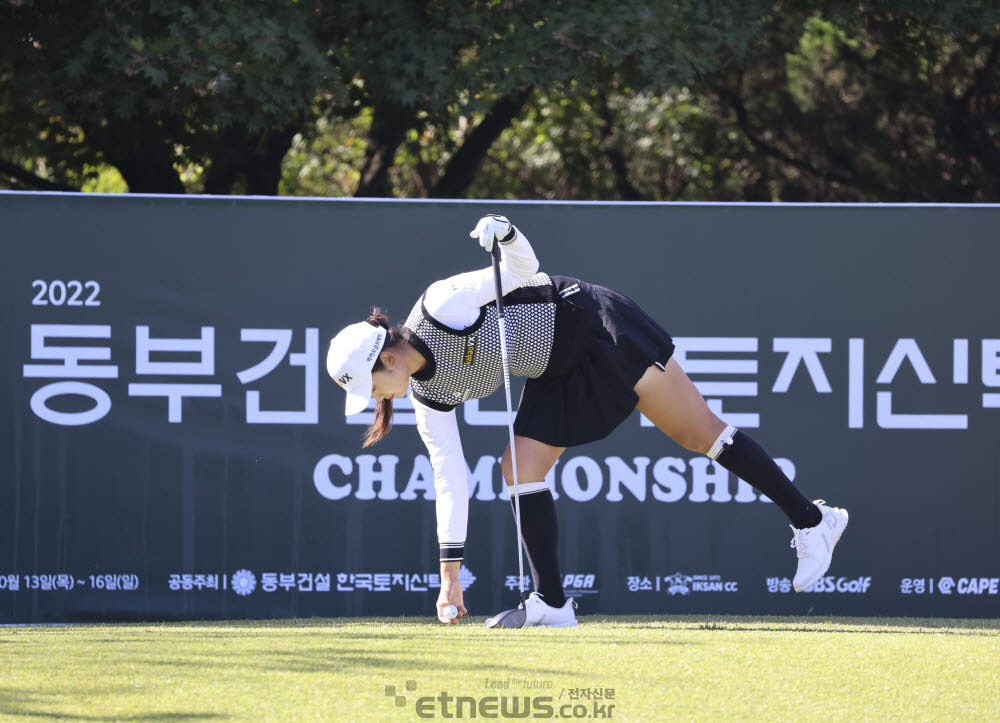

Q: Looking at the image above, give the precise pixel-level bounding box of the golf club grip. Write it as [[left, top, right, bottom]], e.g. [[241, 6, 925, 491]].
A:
[[490, 243, 505, 318]]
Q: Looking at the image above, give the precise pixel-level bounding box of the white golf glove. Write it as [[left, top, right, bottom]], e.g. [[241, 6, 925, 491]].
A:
[[470, 214, 516, 253]]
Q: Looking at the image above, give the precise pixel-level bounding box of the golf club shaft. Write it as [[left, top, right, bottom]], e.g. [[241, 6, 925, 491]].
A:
[[491, 243, 527, 605]]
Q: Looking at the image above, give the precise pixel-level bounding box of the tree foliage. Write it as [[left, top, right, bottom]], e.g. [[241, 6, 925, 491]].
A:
[[706, 4, 1000, 200], [1, 1, 997, 201], [1, 0, 337, 192]]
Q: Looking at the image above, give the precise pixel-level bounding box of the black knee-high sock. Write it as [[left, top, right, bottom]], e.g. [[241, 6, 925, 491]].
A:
[[508, 488, 566, 607], [715, 430, 822, 529]]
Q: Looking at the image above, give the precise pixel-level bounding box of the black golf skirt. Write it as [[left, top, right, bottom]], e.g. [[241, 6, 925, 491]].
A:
[[512, 275, 675, 448]]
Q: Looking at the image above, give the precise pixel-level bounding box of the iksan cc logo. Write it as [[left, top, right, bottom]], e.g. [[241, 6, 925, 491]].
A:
[[655, 572, 740, 594], [626, 572, 739, 594]]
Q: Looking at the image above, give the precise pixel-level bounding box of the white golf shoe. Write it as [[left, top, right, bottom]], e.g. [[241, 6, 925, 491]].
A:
[[523, 592, 578, 627], [790, 500, 849, 592]]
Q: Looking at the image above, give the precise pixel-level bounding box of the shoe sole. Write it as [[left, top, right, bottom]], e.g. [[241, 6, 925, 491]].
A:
[[794, 510, 849, 592], [540, 620, 578, 628]]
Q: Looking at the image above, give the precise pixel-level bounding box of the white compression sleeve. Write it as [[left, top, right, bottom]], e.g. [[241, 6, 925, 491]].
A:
[[413, 395, 469, 561], [707, 425, 738, 460], [509, 480, 549, 495], [423, 227, 540, 330]]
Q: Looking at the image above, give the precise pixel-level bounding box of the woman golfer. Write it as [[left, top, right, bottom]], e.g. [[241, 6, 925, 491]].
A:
[[326, 215, 848, 627]]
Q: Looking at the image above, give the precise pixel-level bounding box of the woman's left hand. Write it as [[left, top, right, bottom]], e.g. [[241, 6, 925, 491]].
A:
[[470, 215, 515, 252]]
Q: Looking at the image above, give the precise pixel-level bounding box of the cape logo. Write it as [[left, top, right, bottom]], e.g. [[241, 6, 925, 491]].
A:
[[337, 373, 353, 388]]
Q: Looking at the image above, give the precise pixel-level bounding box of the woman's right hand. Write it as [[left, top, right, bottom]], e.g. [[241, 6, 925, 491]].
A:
[[436, 561, 468, 625]]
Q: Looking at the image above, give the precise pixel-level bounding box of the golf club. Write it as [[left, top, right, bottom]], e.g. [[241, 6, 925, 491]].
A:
[[483, 239, 529, 629]]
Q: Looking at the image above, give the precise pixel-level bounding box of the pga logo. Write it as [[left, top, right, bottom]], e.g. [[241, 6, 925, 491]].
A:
[[804, 576, 872, 594], [562, 574, 596, 589]]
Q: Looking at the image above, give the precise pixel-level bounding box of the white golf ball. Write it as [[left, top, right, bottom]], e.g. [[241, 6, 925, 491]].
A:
[[443, 604, 458, 620]]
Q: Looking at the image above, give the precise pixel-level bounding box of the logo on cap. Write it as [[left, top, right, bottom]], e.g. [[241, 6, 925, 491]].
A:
[[366, 337, 383, 363]]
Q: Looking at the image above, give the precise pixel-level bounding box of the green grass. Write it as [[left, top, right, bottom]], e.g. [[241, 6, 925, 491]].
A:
[[2, 615, 998, 721]]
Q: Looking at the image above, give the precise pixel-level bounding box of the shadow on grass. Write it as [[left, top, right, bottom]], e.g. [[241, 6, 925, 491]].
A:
[[41, 614, 999, 638], [120, 645, 596, 677], [122, 623, 693, 645], [0, 689, 226, 721], [581, 614, 1000, 636], [267, 647, 590, 676], [224, 614, 1000, 635], [0, 711, 225, 721]]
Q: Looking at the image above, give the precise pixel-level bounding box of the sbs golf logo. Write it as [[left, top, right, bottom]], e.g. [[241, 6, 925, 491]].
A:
[[802, 576, 872, 594]]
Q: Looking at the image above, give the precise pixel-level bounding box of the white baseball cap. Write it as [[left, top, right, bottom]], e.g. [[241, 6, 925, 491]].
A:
[[326, 322, 388, 415]]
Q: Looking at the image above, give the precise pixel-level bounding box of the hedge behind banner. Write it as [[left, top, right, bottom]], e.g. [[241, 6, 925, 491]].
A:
[[2, 192, 998, 622]]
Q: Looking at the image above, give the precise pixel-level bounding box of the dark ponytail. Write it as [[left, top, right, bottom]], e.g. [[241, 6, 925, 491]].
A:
[[362, 307, 403, 448]]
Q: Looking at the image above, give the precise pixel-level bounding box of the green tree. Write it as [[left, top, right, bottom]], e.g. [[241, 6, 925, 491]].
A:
[[3, 2, 996, 201], [1, 0, 339, 193], [2, 0, 775, 196], [464, 3, 1000, 202], [707, 6, 1000, 201]]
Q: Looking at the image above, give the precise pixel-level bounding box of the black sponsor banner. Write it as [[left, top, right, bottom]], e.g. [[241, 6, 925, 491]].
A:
[[2, 192, 998, 622]]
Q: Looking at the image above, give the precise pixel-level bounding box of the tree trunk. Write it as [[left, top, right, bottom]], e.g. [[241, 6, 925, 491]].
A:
[[595, 93, 642, 201], [429, 89, 533, 199], [355, 103, 417, 197], [202, 126, 246, 196], [84, 117, 187, 195], [203, 124, 299, 196], [0, 159, 77, 192], [245, 126, 298, 196], [948, 39, 1000, 197]]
